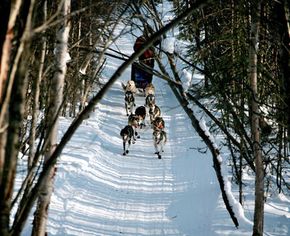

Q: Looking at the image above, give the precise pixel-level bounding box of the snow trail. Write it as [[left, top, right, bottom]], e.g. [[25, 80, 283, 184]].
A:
[[41, 66, 221, 236], [34, 24, 222, 235]]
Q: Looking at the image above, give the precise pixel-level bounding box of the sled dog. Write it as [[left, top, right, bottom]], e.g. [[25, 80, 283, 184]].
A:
[[152, 129, 167, 159], [120, 125, 135, 155], [124, 91, 135, 116], [122, 80, 137, 94], [152, 116, 165, 131], [128, 114, 140, 138], [145, 93, 155, 107], [148, 103, 161, 123], [135, 106, 147, 128], [145, 83, 155, 97], [128, 114, 139, 127]]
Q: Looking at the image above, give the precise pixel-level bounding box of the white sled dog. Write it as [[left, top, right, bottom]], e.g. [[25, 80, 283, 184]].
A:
[[122, 80, 137, 94], [152, 129, 167, 159], [120, 125, 135, 155], [124, 90, 135, 116], [145, 83, 155, 97]]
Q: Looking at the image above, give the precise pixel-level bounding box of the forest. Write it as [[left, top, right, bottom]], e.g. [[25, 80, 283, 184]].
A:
[[0, 0, 289, 235]]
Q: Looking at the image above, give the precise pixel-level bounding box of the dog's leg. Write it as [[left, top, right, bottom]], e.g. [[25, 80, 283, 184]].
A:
[[128, 104, 131, 115], [161, 142, 164, 152], [157, 153, 161, 159], [123, 141, 126, 155], [126, 139, 131, 154], [140, 119, 146, 129], [154, 149, 161, 159], [130, 103, 134, 115], [149, 114, 153, 123], [125, 103, 129, 116], [134, 127, 140, 139], [139, 119, 143, 129], [132, 132, 136, 143], [154, 142, 159, 154]]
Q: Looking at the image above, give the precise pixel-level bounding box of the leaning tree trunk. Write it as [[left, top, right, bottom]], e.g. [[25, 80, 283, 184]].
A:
[[32, 1, 71, 235], [156, 54, 240, 228], [0, 0, 22, 190], [249, 1, 264, 236]]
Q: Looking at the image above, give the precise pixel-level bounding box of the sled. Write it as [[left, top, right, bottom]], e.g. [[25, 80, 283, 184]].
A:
[[131, 62, 153, 90]]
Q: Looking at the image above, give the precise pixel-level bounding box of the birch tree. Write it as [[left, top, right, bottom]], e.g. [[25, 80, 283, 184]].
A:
[[0, 0, 22, 188], [32, 0, 71, 235], [249, 2, 264, 235]]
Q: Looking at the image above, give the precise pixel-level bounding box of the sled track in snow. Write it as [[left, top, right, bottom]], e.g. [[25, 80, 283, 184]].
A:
[[43, 74, 220, 236]]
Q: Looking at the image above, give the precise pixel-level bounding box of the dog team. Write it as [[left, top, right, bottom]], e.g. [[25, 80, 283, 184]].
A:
[[120, 80, 167, 159]]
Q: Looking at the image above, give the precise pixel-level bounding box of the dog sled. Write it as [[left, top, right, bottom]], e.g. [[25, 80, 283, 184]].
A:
[[131, 62, 153, 90]]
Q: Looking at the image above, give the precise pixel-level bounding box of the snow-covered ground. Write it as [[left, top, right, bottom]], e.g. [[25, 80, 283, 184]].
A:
[[41, 34, 289, 236], [48, 73, 223, 236], [20, 3, 289, 235]]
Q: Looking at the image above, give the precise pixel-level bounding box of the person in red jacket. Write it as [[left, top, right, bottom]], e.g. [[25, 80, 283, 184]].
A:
[[133, 35, 155, 69], [132, 35, 160, 85]]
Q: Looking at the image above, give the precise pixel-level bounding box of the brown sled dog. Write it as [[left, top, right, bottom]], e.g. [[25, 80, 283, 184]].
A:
[[145, 83, 155, 97]]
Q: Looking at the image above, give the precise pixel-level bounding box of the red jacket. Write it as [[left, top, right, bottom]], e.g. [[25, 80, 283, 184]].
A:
[[134, 36, 154, 62]]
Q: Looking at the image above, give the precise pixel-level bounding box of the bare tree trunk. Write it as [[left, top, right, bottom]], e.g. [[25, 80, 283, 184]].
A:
[[0, 0, 11, 102], [0, 53, 29, 236], [282, 1, 290, 146], [0, 0, 22, 190], [249, 1, 264, 236], [0, 0, 22, 103], [28, 0, 47, 169], [32, 1, 71, 235], [13, 2, 48, 231]]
